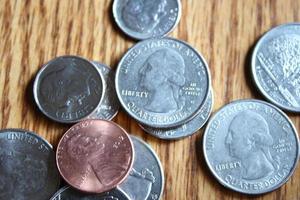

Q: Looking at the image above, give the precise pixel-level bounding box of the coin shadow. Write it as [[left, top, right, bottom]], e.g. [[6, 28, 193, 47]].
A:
[[195, 133, 267, 199]]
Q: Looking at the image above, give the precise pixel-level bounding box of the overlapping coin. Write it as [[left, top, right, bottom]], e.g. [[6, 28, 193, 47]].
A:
[[33, 55, 105, 123], [120, 135, 164, 199], [203, 99, 299, 194], [0, 129, 60, 200], [252, 23, 300, 113], [113, 0, 182, 40], [56, 119, 134, 194], [140, 90, 213, 139], [115, 37, 211, 128]]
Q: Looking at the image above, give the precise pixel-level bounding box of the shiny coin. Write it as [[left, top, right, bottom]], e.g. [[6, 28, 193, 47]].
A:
[[115, 37, 211, 128], [252, 23, 300, 112], [50, 186, 130, 200], [0, 129, 60, 200], [33, 55, 105, 123], [203, 99, 299, 194], [113, 0, 181, 40], [88, 61, 120, 120], [56, 119, 134, 194], [140, 89, 213, 140], [119, 135, 164, 200]]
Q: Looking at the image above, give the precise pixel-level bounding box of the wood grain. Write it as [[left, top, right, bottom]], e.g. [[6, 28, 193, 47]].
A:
[[0, 0, 300, 199]]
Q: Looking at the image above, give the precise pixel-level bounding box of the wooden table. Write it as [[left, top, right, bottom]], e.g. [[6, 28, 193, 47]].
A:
[[0, 0, 299, 199]]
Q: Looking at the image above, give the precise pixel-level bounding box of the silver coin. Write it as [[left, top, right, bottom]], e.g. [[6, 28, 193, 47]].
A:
[[252, 23, 300, 113], [112, 0, 181, 40], [119, 135, 164, 200], [115, 37, 211, 128], [33, 55, 105, 123], [50, 186, 130, 200], [203, 99, 299, 194], [88, 61, 120, 120], [0, 129, 60, 200], [139, 89, 213, 140]]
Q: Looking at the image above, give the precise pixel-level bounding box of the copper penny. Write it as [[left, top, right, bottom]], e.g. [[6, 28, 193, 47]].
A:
[[56, 119, 134, 194]]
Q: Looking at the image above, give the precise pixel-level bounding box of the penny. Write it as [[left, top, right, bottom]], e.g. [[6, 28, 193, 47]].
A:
[[33, 55, 105, 123], [115, 37, 211, 128], [88, 61, 120, 120], [139, 89, 213, 140], [203, 99, 299, 194], [56, 119, 134, 194], [119, 135, 164, 200], [50, 186, 130, 200], [0, 129, 60, 200], [113, 0, 181, 40], [252, 23, 300, 112]]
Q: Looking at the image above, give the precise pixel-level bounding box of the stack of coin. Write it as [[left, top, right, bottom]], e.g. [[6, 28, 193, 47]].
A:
[[115, 37, 214, 140], [33, 55, 120, 123], [53, 119, 164, 199]]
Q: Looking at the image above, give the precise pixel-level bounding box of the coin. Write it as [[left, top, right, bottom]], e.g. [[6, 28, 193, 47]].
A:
[[33, 55, 105, 123], [115, 37, 211, 128], [0, 129, 60, 200], [113, 0, 181, 40], [50, 186, 130, 200], [139, 89, 213, 140], [119, 135, 164, 200], [203, 99, 299, 194], [88, 61, 120, 120], [56, 119, 134, 194], [252, 23, 300, 113]]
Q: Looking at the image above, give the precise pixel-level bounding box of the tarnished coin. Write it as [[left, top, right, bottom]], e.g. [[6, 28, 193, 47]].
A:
[[140, 90, 213, 140], [50, 186, 130, 200], [88, 61, 120, 120], [113, 0, 181, 40], [115, 37, 211, 128], [120, 135, 164, 200], [203, 99, 299, 194], [252, 23, 300, 112], [0, 129, 60, 200], [33, 55, 105, 123], [56, 119, 134, 194]]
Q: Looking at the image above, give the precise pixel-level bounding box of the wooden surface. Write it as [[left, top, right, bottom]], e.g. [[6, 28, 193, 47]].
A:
[[0, 0, 300, 199]]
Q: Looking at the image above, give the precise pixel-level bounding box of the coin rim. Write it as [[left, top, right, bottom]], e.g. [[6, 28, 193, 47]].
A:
[[115, 37, 211, 128], [251, 22, 300, 113], [56, 119, 135, 194], [202, 99, 300, 195], [33, 55, 106, 123], [112, 0, 182, 40]]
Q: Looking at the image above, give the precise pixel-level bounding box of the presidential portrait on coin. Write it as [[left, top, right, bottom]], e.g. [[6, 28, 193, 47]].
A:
[[139, 48, 186, 113], [39, 65, 93, 113], [122, 0, 167, 33], [225, 111, 280, 180]]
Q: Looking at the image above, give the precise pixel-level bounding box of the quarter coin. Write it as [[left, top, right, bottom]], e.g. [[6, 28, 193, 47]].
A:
[[56, 119, 134, 194], [0, 129, 60, 200], [203, 99, 299, 194], [33, 55, 105, 123], [115, 37, 211, 128], [119, 135, 164, 200], [113, 0, 182, 40], [252, 23, 300, 112]]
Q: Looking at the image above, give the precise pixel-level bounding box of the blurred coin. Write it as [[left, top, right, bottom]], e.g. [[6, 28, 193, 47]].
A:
[[140, 89, 213, 140], [33, 55, 105, 123], [203, 99, 299, 194], [115, 37, 211, 128], [113, 0, 181, 40], [252, 23, 300, 112], [56, 119, 134, 194], [50, 186, 130, 200], [119, 135, 164, 200], [88, 61, 120, 120], [0, 129, 60, 200]]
